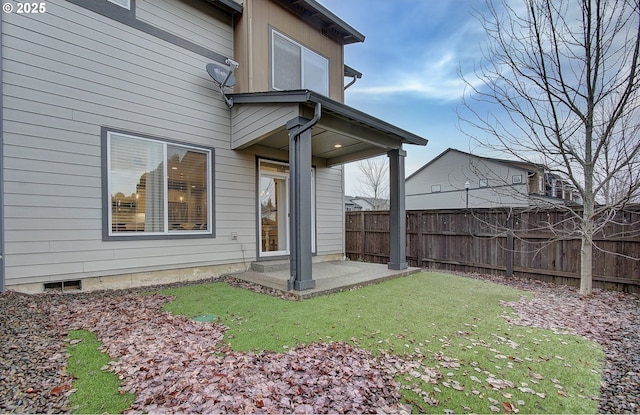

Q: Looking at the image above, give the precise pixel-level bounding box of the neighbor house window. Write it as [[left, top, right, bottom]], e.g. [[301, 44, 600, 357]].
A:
[[479, 178, 488, 188], [272, 30, 329, 95], [106, 131, 213, 237], [431, 184, 441, 193], [107, 0, 130, 9], [512, 175, 523, 184]]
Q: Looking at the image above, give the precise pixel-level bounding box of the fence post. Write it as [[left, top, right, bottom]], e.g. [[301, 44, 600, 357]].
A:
[[506, 215, 514, 277], [360, 211, 365, 261], [417, 211, 424, 268]]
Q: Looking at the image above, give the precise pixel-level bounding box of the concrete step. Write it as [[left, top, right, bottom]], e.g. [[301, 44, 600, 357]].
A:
[[250, 260, 290, 273]]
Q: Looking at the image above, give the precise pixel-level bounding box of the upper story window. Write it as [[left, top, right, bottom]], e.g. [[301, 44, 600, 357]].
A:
[[431, 184, 441, 193], [107, 0, 131, 9], [272, 30, 329, 95], [105, 130, 213, 238]]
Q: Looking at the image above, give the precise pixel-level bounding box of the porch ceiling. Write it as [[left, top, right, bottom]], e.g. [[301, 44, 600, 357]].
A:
[[229, 90, 428, 166]]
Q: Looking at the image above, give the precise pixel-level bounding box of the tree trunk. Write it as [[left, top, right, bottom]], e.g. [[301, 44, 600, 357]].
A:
[[579, 211, 594, 297]]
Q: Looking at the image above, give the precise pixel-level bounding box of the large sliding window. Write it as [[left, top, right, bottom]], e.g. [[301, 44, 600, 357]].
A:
[[105, 130, 213, 238], [272, 30, 329, 95]]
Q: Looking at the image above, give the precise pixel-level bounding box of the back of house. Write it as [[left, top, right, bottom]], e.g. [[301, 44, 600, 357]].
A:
[[1, 0, 426, 293]]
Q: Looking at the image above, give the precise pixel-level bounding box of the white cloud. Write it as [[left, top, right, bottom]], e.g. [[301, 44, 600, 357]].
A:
[[350, 67, 478, 102], [346, 18, 486, 102]]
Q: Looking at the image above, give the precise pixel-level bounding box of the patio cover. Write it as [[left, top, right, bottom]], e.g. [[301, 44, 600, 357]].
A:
[[228, 90, 428, 290]]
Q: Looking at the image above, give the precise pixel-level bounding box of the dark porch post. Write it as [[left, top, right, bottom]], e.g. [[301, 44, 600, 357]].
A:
[[286, 115, 317, 291], [388, 147, 408, 270]]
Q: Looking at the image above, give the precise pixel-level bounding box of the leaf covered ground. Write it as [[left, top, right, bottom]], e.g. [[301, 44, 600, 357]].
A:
[[51, 294, 413, 414], [52, 273, 616, 414]]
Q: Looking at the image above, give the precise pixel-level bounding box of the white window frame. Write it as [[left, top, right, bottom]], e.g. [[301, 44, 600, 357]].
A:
[[538, 175, 544, 193], [479, 178, 488, 188], [512, 175, 523, 184], [271, 30, 329, 95], [431, 184, 441, 193], [107, 0, 131, 9], [106, 131, 213, 238]]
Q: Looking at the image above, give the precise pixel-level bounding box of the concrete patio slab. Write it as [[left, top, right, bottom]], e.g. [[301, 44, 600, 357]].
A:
[[228, 260, 422, 299]]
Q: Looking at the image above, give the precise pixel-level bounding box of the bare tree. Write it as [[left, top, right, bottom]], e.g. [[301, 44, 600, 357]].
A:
[[460, 0, 640, 296], [355, 156, 389, 209]]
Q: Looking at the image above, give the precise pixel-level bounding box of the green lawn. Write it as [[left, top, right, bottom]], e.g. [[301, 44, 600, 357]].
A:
[[159, 272, 604, 414], [66, 330, 135, 414]]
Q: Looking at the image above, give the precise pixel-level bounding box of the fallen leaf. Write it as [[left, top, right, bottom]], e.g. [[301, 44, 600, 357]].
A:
[[528, 370, 543, 380], [487, 377, 515, 389], [50, 383, 71, 396], [452, 382, 465, 391], [503, 401, 516, 413]]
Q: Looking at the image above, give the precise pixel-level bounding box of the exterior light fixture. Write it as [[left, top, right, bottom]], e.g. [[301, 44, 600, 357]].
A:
[[464, 181, 471, 209], [334, 144, 342, 148]]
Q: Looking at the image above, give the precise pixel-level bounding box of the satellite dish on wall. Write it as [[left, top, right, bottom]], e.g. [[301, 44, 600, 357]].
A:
[[206, 59, 239, 108], [206, 62, 237, 88]]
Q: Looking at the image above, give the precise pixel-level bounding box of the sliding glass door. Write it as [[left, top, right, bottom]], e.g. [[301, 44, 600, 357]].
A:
[[258, 159, 315, 257]]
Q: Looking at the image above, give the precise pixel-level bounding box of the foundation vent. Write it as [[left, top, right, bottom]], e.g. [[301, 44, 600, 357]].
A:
[[44, 280, 82, 292]]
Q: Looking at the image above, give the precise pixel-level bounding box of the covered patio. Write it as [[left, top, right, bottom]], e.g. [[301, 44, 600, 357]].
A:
[[230, 260, 421, 299], [229, 89, 428, 291]]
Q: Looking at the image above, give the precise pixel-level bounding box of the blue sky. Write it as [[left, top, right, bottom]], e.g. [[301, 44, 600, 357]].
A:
[[317, 0, 493, 195]]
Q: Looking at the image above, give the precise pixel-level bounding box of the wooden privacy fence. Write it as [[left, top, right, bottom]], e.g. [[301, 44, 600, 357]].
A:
[[345, 208, 640, 292]]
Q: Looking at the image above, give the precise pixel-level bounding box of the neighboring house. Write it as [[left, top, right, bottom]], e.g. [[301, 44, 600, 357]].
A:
[[344, 196, 361, 212], [344, 195, 389, 211], [406, 148, 581, 210], [0, 0, 427, 293]]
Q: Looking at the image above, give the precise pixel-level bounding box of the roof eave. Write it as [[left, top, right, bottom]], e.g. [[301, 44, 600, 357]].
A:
[[344, 64, 363, 79], [204, 0, 243, 14], [228, 90, 428, 147], [271, 0, 365, 45], [301, 0, 365, 43]]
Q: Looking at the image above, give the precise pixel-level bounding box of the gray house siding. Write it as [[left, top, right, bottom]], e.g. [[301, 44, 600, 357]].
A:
[[1, 0, 345, 291], [136, 0, 234, 57], [315, 165, 344, 254], [2, 0, 237, 288], [230, 103, 299, 149]]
